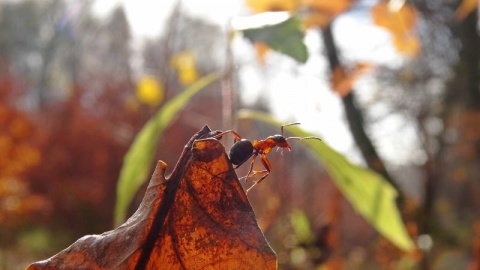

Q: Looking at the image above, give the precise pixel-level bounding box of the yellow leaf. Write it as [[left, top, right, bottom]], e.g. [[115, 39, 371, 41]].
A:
[[245, 0, 298, 13], [136, 76, 164, 106], [178, 67, 199, 86], [455, 0, 478, 20], [171, 51, 199, 86]]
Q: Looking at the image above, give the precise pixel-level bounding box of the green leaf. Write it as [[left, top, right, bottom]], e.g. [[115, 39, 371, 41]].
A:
[[237, 110, 415, 251], [243, 16, 308, 63], [114, 73, 221, 226], [290, 209, 314, 244]]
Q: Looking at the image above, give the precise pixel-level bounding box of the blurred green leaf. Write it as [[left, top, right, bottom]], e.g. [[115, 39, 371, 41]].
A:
[[290, 209, 314, 244], [114, 73, 220, 226], [242, 17, 308, 63], [237, 109, 415, 251]]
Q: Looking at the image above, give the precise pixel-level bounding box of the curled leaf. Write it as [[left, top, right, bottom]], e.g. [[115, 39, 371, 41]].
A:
[[27, 126, 277, 269]]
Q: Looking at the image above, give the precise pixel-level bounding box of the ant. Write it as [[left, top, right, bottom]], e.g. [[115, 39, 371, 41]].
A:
[[213, 123, 322, 193]]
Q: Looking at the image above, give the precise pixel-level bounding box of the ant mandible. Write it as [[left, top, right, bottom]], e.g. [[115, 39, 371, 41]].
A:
[[213, 123, 322, 193]]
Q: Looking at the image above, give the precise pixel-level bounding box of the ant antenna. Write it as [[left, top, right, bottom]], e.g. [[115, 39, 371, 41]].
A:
[[281, 122, 301, 136], [281, 123, 322, 141], [286, 136, 322, 141]]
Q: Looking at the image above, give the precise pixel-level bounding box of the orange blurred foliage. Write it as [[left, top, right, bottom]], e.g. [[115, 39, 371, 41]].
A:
[[329, 63, 373, 96], [303, 9, 335, 28], [302, 0, 355, 16], [245, 0, 356, 28], [0, 106, 40, 178], [392, 34, 420, 56], [0, 178, 51, 227], [454, 0, 478, 21], [0, 105, 48, 227], [371, 1, 420, 56], [245, 0, 299, 13], [254, 42, 271, 63]]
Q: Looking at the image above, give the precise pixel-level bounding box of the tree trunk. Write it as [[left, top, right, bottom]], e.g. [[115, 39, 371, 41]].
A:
[[320, 24, 401, 196]]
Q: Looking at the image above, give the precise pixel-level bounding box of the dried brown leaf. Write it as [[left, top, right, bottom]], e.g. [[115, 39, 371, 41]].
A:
[[27, 126, 277, 270]]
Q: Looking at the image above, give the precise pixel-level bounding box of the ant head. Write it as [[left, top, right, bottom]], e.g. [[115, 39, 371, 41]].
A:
[[272, 135, 291, 150], [278, 122, 322, 148]]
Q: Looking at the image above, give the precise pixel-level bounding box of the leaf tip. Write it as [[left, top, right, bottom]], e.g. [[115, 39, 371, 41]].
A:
[[26, 260, 47, 270], [151, 160, 168, 184], [200, 124, 213, 134]]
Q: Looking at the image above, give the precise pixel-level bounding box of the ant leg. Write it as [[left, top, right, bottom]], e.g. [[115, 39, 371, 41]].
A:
[[212, 130, 243, 143], [244, 170, 269, 180], [240, 154, 257, 182], [246, 154, 271, 179], [246, 155, 272, 193], [240, 153, 270, 182], [255, 154, 272, 184]]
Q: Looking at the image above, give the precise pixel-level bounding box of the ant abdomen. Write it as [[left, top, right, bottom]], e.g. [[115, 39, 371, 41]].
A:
[[229, 139, 254, 166]]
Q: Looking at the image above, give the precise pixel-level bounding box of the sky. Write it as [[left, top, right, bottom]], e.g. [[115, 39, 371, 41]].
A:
[[92, 0, 246, 38], [91, 0, 418, 167]]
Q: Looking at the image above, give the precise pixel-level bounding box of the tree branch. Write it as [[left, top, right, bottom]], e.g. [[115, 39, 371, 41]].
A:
[[321, 23, 402, 196]]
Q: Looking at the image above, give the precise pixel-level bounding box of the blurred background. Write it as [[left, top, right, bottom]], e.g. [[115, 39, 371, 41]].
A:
[[0, 0, 479, 269]]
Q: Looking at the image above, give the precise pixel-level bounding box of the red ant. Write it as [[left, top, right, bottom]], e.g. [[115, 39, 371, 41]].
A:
[[213, 123, 322, 193]]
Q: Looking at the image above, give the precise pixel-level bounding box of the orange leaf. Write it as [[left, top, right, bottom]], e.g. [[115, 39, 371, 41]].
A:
[[454, 0, 479, 20], [254, 42, 270, 63], [392, 34, 420, 56], [245, 0, 298, 13], [302, 0, 355, 16], [371, 2, 418, 36], [330, 63, 373, 96], [27, 126, 277, 270], [371, 2, 420, 55], [303, 9, 335, 28]]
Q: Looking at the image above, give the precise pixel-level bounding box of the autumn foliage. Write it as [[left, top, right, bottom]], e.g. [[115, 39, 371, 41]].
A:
[[243, 0, 421, 95], [0, 105, 46, 227], [1, 0, 480, 269]]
